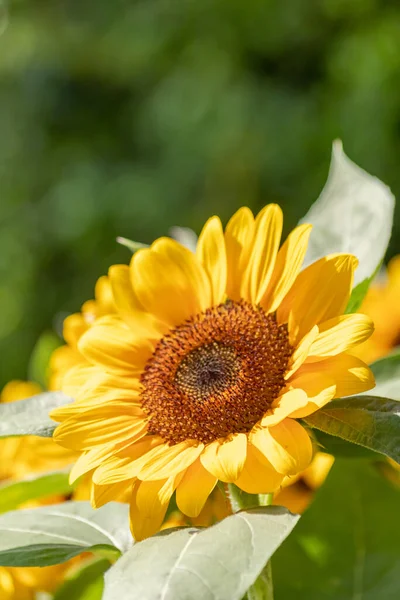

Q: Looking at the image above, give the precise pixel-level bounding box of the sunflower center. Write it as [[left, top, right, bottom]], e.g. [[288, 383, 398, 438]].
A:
[[140, 301, 292, 444], [175, 343, 240, 402]]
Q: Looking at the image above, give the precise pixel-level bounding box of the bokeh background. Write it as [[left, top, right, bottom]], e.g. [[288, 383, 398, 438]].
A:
[[1, 0, 400, 386]]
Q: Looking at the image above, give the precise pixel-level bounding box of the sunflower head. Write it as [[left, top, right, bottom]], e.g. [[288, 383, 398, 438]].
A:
[[51, 204, 374, 540]]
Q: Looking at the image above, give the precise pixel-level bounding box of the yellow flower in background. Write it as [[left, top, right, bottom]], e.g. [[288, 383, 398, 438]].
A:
[[51, 204, 375, 540], [353, 255, 400, 363], [0, 567, 32, 600], [274, 452, 335, 514], [49, 275, 115, 391]]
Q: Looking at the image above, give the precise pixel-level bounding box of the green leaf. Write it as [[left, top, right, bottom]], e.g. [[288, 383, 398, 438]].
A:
[[311, 429, 380, 459], [304, 396, 400, 464], [345, 262, 381, 313], [273, 460, 400, 599], [53, 557, 110, 600], [103, 506, 299, 600], [28, 330, 62, 388], [301, 140, 394, 286], [0, 391, 72, 438], [0, 469, 73, 513], [0, 501, 132, 567], [116, 236, 148, 253], [369, 350, 400, 400]]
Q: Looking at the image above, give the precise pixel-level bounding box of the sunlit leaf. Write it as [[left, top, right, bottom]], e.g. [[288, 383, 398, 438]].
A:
[[301, 140, 394, 286], [103, 507, 299, 600], [0, 392, 72, 438], [0, 501, 132, 567], [304, 396, 400, 464], [369, 350, 400, 401]]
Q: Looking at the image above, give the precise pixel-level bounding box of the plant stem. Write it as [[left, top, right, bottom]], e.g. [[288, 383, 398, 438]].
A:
[[227, 485, 274, 600]]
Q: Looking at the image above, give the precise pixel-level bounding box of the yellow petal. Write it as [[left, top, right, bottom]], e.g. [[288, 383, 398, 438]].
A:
[[137, 442, 204, 481], [200, 434, 247, 482], [92, 436, 163, 485], [261, 223, 312, 313], [261, 388, 309, 426], [196, 216, 227, 305], [130, 476, 180, 541], [109, 264, 167, 338], [235, 443, 284, 494], [225, 206, 255, 300], [306, 314, 374, 361], [132, 238, 211, 328], [91, 480, 133, 509], [278, 254, 358, 343], [299, 353, 375, 399], [53, 404, 147, 450], [284, 372, 336, 418], [51, 388, 141, 422], [69, 444, 117, 483], [59, 364, 104, 401], [285, 325, 319, 379], [242, 204, 283, 303], [78, 315, 154, 376], [251, 419, 313, 476], [176, 458, 217, 518]]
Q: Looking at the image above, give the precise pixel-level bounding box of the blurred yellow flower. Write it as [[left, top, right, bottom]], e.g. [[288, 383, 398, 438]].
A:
[[51, 205, 374, 540], [274, 452, 335, 514], [353, 255, 400, 363]]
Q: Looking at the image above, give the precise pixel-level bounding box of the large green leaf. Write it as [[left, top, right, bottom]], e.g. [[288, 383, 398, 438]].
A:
[[0, 501, 132, 567], [273, 460, 400, 599], [0, 392, 72, 438], [103, 507, 299, 600], [311, 429, 379, 459], [53, 557, 110, 600], [300, 141, 394, 286], [0, 469, 73, 513], [369, 350, 400, 400], [304, 396, 400, 464]]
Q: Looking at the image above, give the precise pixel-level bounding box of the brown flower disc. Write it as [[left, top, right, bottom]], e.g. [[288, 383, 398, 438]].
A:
[[140, 301, 292, 444]]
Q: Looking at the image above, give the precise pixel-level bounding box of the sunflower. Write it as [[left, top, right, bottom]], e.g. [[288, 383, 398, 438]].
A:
[[49, 275, 115, 390], [51, 204, 375, 540]]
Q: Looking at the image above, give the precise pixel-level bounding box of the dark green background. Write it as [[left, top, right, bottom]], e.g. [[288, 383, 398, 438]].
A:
[[1, 0, 400, 386]]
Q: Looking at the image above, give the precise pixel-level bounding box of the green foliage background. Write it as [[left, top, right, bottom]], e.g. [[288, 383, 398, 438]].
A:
[[1, 0, 400, 386]]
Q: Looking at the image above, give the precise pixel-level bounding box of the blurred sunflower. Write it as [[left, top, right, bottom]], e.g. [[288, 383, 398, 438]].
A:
[[353, 255, 400, 364], [51, 205, 375, 540]]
